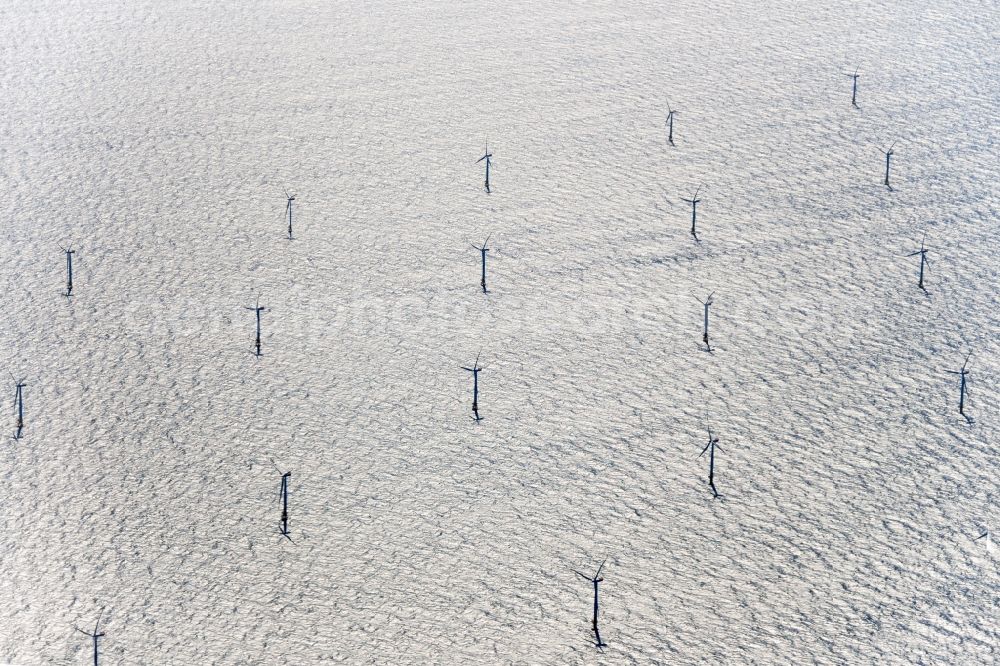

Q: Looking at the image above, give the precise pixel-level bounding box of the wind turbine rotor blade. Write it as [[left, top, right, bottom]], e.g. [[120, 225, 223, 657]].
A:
[[594, 558, 607, 579]]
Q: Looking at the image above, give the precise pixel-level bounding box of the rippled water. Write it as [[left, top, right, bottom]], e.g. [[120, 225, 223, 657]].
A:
[[1, 1, 997, 663]]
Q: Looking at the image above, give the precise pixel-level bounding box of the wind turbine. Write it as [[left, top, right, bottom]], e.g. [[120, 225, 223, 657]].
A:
[[284, 189, 296, 240], [905, 234, 930, 291], [946, 354, 971, 418], [245, 293, 266, 357], [666, 104, 678, 146], [12, 375, 26, 440], [845, 67, 860, 108], [879, 141, 896, 190], [573, 559, 608, 649], [477, 140, 493, 193], [461, 350, 484, 422], [63, 246, 76, 297], [699, 427, 723, 498], [76, 610, 107, 666], [681, 186, 702, 240], [472, 234, 492, 293], [695, 292, 715, 351], [279, 471, 292, 540], [975, 529, 991, 560]]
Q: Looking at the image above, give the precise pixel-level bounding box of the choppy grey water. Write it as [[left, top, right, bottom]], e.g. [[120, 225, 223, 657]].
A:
[[1, 1, 998, 663]]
